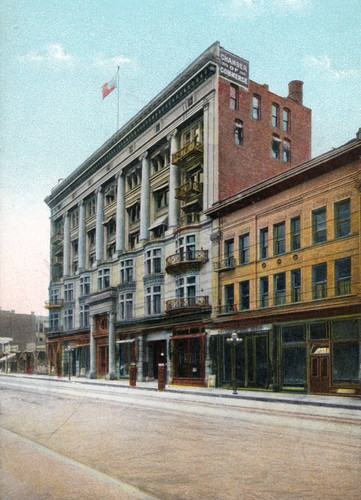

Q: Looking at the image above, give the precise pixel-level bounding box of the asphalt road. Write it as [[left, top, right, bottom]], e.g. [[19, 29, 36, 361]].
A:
[[1, 377, 360, 499]]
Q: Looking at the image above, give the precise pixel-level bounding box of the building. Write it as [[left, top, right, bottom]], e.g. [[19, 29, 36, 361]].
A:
[[0, 309, 48, 374], [45, 41, 311, 387], [206, 131, 361, 396]]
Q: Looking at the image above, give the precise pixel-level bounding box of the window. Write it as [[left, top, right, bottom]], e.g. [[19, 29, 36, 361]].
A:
[[120, 259, 133, 284], [154, 188, 169, 211], [259, 228, 268, 260], [335, 257, 351, 296], [119, 293, 133, 319], [176, 276, 197, 303], [312, 263, 327, 299], [234, 120, 243, 146], [64, 283, 74, 302], [291, 269, 301, 303], [71, 209, 79, 228], [290, 217, 301, 251], [239, 281, 250, 311], [239, 233, 249, 265], [129, 232, 139, 250], [145, 248, 162, 275], [128, 202, 140, 223], [64, 308, 73, 330], [107, 218, 116, 238], [230, 84, 238, 110], [334, 199, 351, 239], [273, 222, 285, 255], [88, 229, 96, 248], [312, 207, 327, 244], [282, 109, 290, 133], [80, 304, 89, 328], [224, 239, 234, 268], [224, 284, 234, 313], [177, 235, 196, 260], [126, 169, 141, 191], [145, 285, 162, 315], [98, 268, 110, 290], [259, 277, 269, 308], [282, 139, 291, 163], [274, 272, 286, 305], [50, 288, 59, 305], [105, 185, 115, 205], [49, 311, 59, 331], [310, 322, 327, 340], [107, 243, 116, 259], [252, 95, 261, 120], [86, 197, 96, 218], [271, 135, 281, 159], [80, 276, 90, 296], [271, 104, 279, 128]]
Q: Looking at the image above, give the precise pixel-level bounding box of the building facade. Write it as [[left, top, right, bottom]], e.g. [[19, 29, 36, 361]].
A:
[[45, 42, 311, 388], [206, 133, 361, 396]]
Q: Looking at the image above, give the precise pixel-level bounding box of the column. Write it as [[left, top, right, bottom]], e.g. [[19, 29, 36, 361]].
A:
[[202, 96, 216, 211], [116, 173, 125, 253], [167, 129, 179, 232], [78, 201, 86, 270], [89, 316, 96, 379], [137, 335, 144, 382], [139, 152, 150, 243], [63, 212, 70, 277], [95, 187, 104, 263], [108, 311, 116, 380]]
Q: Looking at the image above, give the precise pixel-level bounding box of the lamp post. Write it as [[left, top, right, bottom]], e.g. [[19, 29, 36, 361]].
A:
[[226, 333, 243, 394]]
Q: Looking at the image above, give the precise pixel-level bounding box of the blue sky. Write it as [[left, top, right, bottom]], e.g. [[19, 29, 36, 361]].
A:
[[0, 0, 360, 315]]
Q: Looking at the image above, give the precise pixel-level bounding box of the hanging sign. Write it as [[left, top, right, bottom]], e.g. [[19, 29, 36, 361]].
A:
[[219, 48, 249, 90]]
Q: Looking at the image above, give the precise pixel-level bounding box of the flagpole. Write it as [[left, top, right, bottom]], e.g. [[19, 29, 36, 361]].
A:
[[117, 66, 120, 130]]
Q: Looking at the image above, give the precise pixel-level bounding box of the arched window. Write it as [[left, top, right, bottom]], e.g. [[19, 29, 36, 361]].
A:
[[234, 119, 243, 146]]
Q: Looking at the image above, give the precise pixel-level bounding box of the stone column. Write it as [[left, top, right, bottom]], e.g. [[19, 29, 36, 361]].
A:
[[107, 310, 116, 380], [95, 187, 104, 263], [78, 201, 86, 270], [167, 129, 179, 232], [116, 173, 125, 253], [139, 152, 150, 243], [137, 335, 144, 382], [63, 212, 70, 277], [89, 316, 97, 379]]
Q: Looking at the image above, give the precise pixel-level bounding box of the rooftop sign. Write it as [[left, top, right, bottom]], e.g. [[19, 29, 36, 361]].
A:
[[219, 48, 249, 90]]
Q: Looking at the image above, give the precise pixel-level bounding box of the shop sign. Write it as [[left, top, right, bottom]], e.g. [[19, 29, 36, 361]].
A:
[[219, 48, 249, 90]]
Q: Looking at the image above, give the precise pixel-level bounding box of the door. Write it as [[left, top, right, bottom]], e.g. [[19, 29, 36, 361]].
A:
[[97, 345, 108, 378], [310, 354, 330, 393], [153, 340, 166, 379]]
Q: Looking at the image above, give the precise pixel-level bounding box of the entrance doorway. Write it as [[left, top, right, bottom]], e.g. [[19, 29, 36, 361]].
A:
[[97, 345, 108, 378], [152, 340, 166, 379], [310, 345, 330, 393]]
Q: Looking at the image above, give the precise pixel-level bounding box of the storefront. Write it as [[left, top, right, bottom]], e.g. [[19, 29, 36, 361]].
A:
[[171, 327, 206, 386]]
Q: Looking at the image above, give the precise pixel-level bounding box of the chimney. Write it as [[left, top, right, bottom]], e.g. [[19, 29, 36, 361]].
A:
[[356, 127, 361, 140], [288, 80, 303, 105]]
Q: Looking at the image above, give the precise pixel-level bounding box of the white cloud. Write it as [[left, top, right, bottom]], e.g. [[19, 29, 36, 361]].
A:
[[302, 55, 359, 80], [215, 0, 310, 17], [18, 44, 75, 68], [93, 54, 132, 70]]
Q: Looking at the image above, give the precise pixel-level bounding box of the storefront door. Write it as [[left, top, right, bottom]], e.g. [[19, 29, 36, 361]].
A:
[[310, 346, 330, 393], [97, 345, 108, 378], [173, 334, 205, 386], [153, 340, 166, 379]]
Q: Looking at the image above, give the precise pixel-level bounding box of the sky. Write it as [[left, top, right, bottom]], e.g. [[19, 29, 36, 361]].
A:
[[0, 0, 360, 316]]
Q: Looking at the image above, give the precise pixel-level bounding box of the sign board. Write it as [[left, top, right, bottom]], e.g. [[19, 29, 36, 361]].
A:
[[219, 48, 249, 91]]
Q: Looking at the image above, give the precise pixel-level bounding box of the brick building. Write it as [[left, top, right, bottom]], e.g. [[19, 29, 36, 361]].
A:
[[44, 42, 311, 388]]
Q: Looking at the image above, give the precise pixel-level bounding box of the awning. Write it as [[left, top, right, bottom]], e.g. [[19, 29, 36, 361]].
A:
[[149, 215, 168, 231], [0, 352, 17, 363]]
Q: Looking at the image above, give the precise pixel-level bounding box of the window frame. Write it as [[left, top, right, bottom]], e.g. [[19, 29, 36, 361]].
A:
[[335, 257, 351, 296], [98, 268, 110, 290], [239, 233, 250, 265], [273, 221, 286, 256], [119, 292, 134, 320], [271, 103, 279, 128], [290, 216, 301, 251], [252, 95, 261, 120], [312, 263, 327, 300], [334, 198, 351, 239], [312, 207, 327, 245]]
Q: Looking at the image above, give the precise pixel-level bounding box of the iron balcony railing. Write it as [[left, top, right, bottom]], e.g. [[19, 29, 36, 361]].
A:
[[165, 295, 209, 313], [45, 299, 64, 310], [165, 250, 208, 273], [175, 180, 203, 201], [171, 140, 204, 167]]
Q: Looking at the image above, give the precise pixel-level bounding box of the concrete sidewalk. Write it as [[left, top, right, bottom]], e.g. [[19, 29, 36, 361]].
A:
[[2, 372, 361, 411]]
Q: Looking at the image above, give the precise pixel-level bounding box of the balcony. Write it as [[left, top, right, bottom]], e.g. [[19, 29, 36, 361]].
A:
[[165, 296, 210, 314], [165, 250, 208, 274], [52, 256, 63, 266], [178, 212, 201, 228], [175, 180, 203, 201], [51, 232, 63, 244], [172, 141, 203, 168], [45, 299, 64, 310]]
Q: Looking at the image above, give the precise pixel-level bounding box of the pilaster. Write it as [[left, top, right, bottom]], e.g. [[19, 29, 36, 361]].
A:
[[167, 129, 179, 232], [95, 187, 104, 263], [63, 212, 70, 277], [116, 173, 125, 253], [89, 315, 97, 379], [78, 201, 86, 270], [139, 153, 150, 243]]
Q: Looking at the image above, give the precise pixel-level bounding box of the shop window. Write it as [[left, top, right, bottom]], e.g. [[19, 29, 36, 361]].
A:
[[64, 283, 74, 302], [283, 347, 305, 387], [234, 120, 243, 146], [334, 198, 351, 239], [290, 216, 301, 251], [333, 343, 359, 383], [252, 95, 261, 120], [117, 341, 134, 378], [335, 257, 351, 296], [119, 293, 133, 320], [312, 207, 327, 244], [271, 135, 280, 159], [239, 233, 249, 265], [291, 269, 301, 303], [145, 285, 162, 315], [271, 103, 279, 128], [64, 308, 74, 330], [145, 248, 162, 275], [224, 284, 234, 313], [80, 304, 89, 328], [98, 268, 110, 290], [312, 263, 327, 299], [282, 108, 290, 133], [259, 228, 268, 260], [282, 325, 304, 343], [224, 238, 234, 268], [80, 275, 90, 296], [332, 319, 359, 340], [230, 84, 238, 110], [259, 277, 269, 308], [239, 281, 250, 311], [310, 322, 327, 340], [282, 139, 291, 163], [274, 272, 286, 305], [273, 221, 285, 255], [120, 259, 134, 284]]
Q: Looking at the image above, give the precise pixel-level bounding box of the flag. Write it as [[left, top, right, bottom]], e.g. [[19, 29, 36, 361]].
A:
[[101, 74, 117, 100]]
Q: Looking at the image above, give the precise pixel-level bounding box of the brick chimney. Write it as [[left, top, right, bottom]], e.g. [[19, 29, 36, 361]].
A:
[[288, 80, 303, 105]]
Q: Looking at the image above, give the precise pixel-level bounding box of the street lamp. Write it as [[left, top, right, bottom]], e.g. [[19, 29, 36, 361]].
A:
[[226, 333, 243, 395]]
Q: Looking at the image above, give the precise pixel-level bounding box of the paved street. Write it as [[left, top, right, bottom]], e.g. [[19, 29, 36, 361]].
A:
[[1, 376, 361, 499]]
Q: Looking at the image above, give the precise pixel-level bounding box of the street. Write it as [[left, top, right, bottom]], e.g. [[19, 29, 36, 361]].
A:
[[1, 376, 360, 500]]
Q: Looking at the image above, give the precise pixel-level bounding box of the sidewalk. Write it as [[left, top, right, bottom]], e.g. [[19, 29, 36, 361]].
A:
[[2, 372, 361, 411]]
